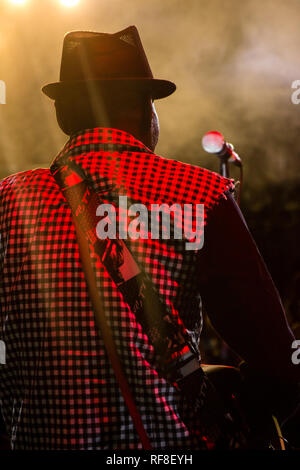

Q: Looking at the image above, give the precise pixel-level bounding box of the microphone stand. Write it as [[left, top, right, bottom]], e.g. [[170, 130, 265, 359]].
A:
[[220, 155, 243, 206], [201, 132, 244, 365], [219, 157, 230, 179]]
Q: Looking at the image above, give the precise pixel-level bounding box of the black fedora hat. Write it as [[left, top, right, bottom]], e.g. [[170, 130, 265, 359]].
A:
[[42, 26, 176, 100]]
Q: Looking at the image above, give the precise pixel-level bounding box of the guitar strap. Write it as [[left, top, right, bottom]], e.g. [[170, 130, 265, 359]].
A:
[[50, 154, 203, 446]]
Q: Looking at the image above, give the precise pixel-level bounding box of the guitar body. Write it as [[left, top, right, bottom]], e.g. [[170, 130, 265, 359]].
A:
[[202, 364, 285, 450]]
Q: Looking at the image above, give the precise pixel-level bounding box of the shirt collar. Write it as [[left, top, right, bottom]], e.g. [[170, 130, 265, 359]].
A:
[[58, 127, 153, 158]]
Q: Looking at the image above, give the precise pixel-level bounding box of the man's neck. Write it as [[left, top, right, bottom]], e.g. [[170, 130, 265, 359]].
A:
[[109, 122, 154, 151]]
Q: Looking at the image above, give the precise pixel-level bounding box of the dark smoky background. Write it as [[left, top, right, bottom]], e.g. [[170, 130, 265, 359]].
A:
[[0, 0, 299, 331]]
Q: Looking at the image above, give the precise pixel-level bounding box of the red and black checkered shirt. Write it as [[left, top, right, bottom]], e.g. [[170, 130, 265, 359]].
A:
[[0, 128, 234, 450]]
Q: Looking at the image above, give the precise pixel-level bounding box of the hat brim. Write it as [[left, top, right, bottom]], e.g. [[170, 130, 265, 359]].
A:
[[42, 78, 176, 100]]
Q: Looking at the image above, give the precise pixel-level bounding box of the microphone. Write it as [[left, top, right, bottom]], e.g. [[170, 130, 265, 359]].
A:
[[201, 131, 242, 167]]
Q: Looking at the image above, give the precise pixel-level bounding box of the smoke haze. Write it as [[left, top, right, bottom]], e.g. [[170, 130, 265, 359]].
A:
[[0, 0, 300, 188]]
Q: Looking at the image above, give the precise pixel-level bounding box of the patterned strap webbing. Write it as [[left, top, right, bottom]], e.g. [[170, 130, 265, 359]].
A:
[[50, 155, 201, 382]]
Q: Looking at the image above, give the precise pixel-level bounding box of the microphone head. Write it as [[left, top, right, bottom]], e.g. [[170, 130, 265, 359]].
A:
[[202, 131, 224, 154]]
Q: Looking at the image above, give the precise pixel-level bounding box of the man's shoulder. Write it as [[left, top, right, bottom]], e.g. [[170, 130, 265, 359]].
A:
[[149, 151, 222, 180], [137, 150, 235, 209], [1, 168, 50, 185], [0, 168, 54, 193], [0, 168, 60, 206]]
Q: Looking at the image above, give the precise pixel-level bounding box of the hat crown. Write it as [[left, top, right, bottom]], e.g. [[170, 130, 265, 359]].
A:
[[60, 26, 153, 82], [41, 26, 176, 100]]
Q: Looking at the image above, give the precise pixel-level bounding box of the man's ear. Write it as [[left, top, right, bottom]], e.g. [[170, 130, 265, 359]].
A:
[[140, 99, 159, 151]]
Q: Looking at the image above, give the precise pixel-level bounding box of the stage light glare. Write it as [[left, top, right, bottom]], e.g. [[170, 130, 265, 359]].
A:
[[9, 0, 27, 5], [60, 0, 80, 6]]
